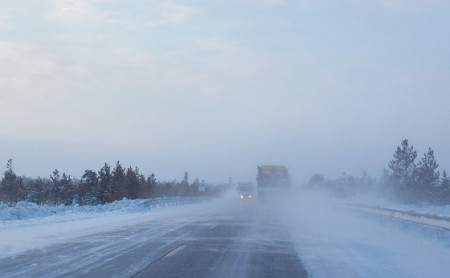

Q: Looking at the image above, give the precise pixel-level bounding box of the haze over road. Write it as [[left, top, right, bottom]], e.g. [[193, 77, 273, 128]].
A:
[[0, 199, 308, 278]]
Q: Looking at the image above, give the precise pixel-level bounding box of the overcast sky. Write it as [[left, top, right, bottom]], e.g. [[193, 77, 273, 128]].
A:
[[1, 0, 450, 184]]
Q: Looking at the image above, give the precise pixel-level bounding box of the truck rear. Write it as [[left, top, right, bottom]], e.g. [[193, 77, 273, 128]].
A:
[[257, 165, 290, 200]]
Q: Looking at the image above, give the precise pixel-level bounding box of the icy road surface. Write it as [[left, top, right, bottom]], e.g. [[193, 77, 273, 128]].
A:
[[1, 192, 450, 277], [0, 197, 307, 278]]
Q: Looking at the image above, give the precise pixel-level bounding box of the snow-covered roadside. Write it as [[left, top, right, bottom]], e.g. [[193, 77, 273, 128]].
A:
[[0, 198, 214, 259], [342, 194, 450, 219], [280, 192, 450, 278], [0, 198, 205, 222]]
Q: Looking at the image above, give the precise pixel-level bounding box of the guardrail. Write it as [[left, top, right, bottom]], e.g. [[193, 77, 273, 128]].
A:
[[343, 204, 450, 230], [342, 204, 450, 243]]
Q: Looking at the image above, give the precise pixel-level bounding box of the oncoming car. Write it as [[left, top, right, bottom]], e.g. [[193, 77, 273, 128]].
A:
[[237, 182, 255, 200]]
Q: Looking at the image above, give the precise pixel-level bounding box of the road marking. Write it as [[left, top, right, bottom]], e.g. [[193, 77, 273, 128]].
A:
[[165, 245, 186, 257], [131, 245, 186, 277], [209, 225, 217, 229]]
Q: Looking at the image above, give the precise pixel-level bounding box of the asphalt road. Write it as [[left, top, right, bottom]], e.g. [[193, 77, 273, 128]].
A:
[[0, 201, 308, 278]]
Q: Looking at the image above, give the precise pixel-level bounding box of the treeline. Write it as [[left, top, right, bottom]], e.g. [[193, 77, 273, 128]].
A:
[[308, 139, 450, 205], [308, 171, 376, 198], [0, 160, 228, 206]]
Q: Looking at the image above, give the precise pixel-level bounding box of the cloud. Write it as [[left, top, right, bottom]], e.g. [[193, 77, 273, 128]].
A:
[[380, 0, 431, 13], [45, 0, 198, 33], [0, 4, 20, 30], [197, 38, 238, 53], [233, 0, 286, 5], [364, 0, 450, 14], [0, 42, 71, 137], [3, 0, 450, 182], [0, 33, 302, 153], [259, 0, 450, 14], [141, 2, 198, 27], [0, 14, 13, 30], [163, 2, 197, 24], [0, 42, 128, 143], [46, 0, 104, 22]]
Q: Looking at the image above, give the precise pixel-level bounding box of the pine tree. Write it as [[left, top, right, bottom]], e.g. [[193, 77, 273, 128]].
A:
[[388, 139, 417, 201], [25, 177, 46, 205], [50, 169, 61, 205], [441, 171, 450, 187], [181, 171, 189, 195], [359, 170, 375, 193], [124, 167, 140, 199], [143, 173, 157, 198], [111, 161, 125, 201], [98, 163, 112, 204], [412, 147, 440, 203], [80, 170, 99, 205], [60, 173, 74, 206], [182, 171, 189, 187], [190, 178, 200, 196], [438, 170, 450, 204], [0, 159, 25, 205]]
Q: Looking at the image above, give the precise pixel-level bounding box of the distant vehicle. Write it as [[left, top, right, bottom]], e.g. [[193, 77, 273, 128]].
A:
[[256, 165, 290, 200], [237, 182, 255, 200]]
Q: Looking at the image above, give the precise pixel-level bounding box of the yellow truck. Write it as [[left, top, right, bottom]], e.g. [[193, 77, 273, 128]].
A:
[[256, 165, 290, 200]]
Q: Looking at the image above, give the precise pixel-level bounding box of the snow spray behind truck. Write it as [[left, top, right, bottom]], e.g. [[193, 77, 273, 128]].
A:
[[257, 165, 290, 201]]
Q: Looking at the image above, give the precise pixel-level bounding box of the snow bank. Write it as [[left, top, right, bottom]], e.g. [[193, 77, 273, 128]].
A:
[[0, 198, 206, 222]]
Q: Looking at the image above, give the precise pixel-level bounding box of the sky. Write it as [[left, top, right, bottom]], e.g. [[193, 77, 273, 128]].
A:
[[1, 0, 450, 184]]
